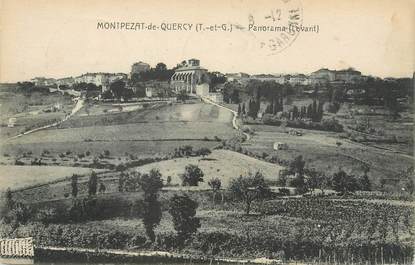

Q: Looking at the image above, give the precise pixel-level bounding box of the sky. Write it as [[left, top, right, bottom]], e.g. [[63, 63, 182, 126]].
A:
[[0, 0, 414, 82]]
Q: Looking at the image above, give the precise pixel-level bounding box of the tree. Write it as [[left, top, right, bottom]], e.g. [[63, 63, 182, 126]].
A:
[[140, 169, 164, 196], [397, 167, 414, 195], [317, 101, 324, 121], [277, 170, 289, 186], [5, 188, 14, 210], [292, 105, 299, 119], [177, 89, 188, 102], [3, 203, 31, 229], [110, 80, 127, 100], [237, 104, 242, 116], [305, 168, 320, 195], [312, 99, 318, 121], [331, 170, 358, 195], [288, 155, 307, 194], [71, 174, 79, 198], [229, 172, 270, 215], [101, 89, 113, 99], [155, 62, 167, 72], [168, 194, 201, 244], [358, 166, 371, 191], [208, 178, 222, 204], [88, 171, 98, 196], [99, 182, 106, 193], [181, 164, 204, 186], [195, 147, 211, 157], [124, 171, 141, 192], [139, 169, 163, 242], [122, 88, 135, 101], [166, 176, 172, 186], [289, 155, 305, 176], [306, 104, 313, 119], [404, 178, 414, 195], [118, 172, 127, 192], [358, 174, 371, 191]]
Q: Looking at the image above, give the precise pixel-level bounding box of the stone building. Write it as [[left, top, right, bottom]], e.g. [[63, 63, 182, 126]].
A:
[[289, 74, 309, 85], [310, 68, 362, 84], [310, 68, 336, 83], [74, 73, 127, 91], [170, 59, 209, 94], [130, 61, 150, 77], [30, 77, 56, 86], [335, 68, 362, 83]]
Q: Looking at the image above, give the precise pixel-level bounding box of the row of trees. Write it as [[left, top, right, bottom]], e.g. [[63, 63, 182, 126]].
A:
[[291, 100, 324, 122], [278, 155, 371, 195], [130, 63, 174, 83]]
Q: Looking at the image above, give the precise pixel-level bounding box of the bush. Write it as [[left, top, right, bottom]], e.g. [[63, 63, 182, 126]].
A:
[[168, 194, 200, 244], [15, 160, 25, 165], [285, 118, 343, 132], [181, 165, 204, 186], [278, 188, 290, 196]]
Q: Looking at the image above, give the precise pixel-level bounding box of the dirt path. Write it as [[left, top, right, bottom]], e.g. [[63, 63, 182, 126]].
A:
[[7, 98, 85, 141], [201, 97, 250, 140]]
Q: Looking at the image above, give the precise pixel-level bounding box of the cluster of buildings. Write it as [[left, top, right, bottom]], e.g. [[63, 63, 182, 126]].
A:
[[31, 72, 128, 91], [225, 68, 365, 86], [30, 59, 371, 104], [31, 61, 152, 91]]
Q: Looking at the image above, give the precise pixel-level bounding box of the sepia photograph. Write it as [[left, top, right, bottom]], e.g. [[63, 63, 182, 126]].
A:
[[0, 0, 414, 264]]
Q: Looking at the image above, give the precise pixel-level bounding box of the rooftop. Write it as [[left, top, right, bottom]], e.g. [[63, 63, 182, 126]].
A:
[[175, 65, 207, 72]]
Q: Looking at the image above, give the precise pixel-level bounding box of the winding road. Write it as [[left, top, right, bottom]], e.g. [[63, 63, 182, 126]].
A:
[[201, 97, 250, 140], [7, 98, 85, 141]]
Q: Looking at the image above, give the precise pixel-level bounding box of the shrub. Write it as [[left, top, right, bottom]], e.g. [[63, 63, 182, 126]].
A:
[[168, 194, 200, 244], [181, 164, 204, 186]]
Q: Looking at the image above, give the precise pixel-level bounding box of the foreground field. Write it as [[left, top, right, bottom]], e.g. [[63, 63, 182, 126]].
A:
[[6, 197, 413, 263], [134, 149, 284, 188]]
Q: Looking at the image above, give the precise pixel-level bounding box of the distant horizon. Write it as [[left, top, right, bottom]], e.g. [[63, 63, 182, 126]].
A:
[[7, 63, 414, 83]]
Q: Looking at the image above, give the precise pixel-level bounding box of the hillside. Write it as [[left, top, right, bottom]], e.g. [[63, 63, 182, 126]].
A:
[[133, 149, 284, 188]]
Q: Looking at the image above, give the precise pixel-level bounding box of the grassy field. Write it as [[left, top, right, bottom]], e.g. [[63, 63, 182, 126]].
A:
[[334, 103, 414, 154], [0, 85, 74, 139], [0, 102, 236, 165], [241, 124, 413, 188], [9, 149, 282, 202], [133, 149, 284, 188], [0, 165, 102, 191], [61, 101, 233, 128]]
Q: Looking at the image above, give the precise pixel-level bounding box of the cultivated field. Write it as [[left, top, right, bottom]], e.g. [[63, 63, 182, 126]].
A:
[[0, 102, 236, 164], [11, 197, 413, 263], [242, 124, 413, 188], [0, 86, 74, 139], [0, 165, 101, 191], [335, 103, 414, 154], [133, 149, 284, 188]]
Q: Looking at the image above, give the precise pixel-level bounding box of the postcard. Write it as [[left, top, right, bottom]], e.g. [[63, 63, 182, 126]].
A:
[[0, 0, 414, 264]]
